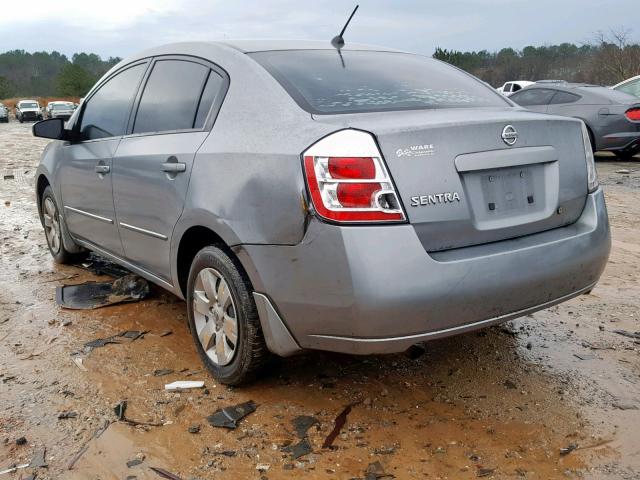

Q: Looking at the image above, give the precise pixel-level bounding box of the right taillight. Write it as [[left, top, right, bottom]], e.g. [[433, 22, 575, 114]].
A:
[[302, 130, 406, 223], [580, 122, 598, 193], [625, 108, 640, 122]]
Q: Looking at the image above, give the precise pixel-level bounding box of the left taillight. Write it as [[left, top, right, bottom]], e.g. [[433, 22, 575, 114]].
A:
[[625, 108, 640, 122], [302, 129, 406, 223]]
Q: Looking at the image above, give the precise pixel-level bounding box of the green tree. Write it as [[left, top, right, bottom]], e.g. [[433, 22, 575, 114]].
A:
[[55, 64, 96, 96], [0, 75, 16, 98]]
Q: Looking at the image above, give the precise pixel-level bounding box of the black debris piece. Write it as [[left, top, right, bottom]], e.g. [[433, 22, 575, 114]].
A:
[[503, 380, 517, 390], [292, 415, 319, 439], [207, 401, 257, 429], [365, 461, 395, 480], [212, 450, 236, 457], [84, 336, 121, 352], [120, 330, 147, 341], [29, 448, 48, 468], [323, 404, 355, 449], [477, 468, 495, 477], [56, 274, 150, 310], [159, 330, 173, 337], [613, 329, 640, 340], [283, 438, 312, 460], [153, 369, 174, 377], [126, 459, 143, 468], [58, 411, 77, 419], [560, 443, 578, 456], [75, 253, 131, 278], [16, 436, 27, 445], [114, 401, 127, 420], [574, 353, 597, 361], [150, 466, 183, 480], [405, 344, 426, 360], [188, 425, 200, 434]]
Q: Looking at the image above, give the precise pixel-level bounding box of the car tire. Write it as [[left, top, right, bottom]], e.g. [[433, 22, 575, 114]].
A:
[[19, 118, 23, 123], [615, 151, 638, 161], [40, 186, 79, 264], [186, 245, 271, 385]]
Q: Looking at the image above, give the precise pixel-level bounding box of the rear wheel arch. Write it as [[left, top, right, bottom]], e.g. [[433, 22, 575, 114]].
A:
[[176, 225, 246, 299]]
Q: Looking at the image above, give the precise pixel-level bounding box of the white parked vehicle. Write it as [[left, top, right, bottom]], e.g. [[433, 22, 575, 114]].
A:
[[496, 81, 534, 96], [612, 75, 640, 99]]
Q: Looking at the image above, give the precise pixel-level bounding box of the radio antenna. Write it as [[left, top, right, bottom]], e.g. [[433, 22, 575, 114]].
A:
[[331, 5, 359, 50]]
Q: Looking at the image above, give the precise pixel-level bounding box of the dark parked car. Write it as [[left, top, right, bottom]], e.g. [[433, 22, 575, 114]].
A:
[[32, 41, 610, 384], [510, 84, 640, 159]]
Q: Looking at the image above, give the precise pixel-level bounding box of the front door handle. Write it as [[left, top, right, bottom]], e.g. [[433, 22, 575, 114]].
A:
[[161, 162, 186, 173], [95, 165, 110, 174]]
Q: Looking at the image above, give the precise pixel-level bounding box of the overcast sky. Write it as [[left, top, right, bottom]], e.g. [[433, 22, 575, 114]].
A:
[[1, 0, 637, 59]]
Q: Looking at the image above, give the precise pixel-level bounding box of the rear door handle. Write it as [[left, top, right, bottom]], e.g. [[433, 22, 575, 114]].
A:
[[161, 162, 186, 173], [95, 165, 110, 174]]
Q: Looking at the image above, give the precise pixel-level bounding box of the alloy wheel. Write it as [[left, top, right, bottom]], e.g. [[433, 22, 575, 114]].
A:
[[192, 267, 239, 366], [43, 197, 61, 254]]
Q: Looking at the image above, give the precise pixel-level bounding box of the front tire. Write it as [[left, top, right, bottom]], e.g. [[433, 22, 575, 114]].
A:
[[41, 186, 77, 264], [186, 246, 270, 385]]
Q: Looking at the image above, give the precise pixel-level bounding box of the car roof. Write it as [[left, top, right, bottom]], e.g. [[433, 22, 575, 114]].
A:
[[613, 75, 640, 89], [218, 39, 403, 53]]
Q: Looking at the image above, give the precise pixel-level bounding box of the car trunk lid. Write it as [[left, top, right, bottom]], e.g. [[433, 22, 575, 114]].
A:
[[312, 108, 588, 251]]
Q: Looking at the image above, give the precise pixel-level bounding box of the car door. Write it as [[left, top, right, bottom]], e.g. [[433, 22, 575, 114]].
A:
[[111, 57, 228, 281], [509, 88, 556, 113], [58, 61, 148, 256]]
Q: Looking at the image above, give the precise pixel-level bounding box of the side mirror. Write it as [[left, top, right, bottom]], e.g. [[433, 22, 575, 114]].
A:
[[32, 118, 69, 140]]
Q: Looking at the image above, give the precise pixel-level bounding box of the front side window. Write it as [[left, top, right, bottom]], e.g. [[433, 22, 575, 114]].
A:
[[510, 88, 556, 106], [250, 50, 508, 114], [504, 83, 513, 92], [79, 63, 146, 140], [133, 60, 209, 134]]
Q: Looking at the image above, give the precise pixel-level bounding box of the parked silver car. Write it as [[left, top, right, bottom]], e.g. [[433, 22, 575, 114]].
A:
[[47, 102, 75, 121], [32, 41, 611, 384], [510, 83, 640, 159], [0, 102, 8, 123]]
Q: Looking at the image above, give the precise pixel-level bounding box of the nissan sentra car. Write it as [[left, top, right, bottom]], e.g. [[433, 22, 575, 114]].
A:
[[32, 41, 611, 384]]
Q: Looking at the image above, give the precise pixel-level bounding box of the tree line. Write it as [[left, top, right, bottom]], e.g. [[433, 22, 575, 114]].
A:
[[1, 29, 639, 99], [0, 50, 121, 99], [434, 30, 640, 87]]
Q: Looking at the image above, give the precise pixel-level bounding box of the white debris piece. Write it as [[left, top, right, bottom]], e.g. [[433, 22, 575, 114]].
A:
[[164, 380, 205, 391]]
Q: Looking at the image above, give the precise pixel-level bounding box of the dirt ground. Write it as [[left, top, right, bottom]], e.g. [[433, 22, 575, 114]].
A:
[[1, 120, 639, 480]]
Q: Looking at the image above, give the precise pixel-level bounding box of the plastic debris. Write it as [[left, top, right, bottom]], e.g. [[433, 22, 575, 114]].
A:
[[29, 448, 48, 468], [283, 438, 312, 459], [153, 369, 174, 377], [75, 253, 131, 278], [0, 464, 29, 475], [365, 461, 395, 480], [207, 401, 257, 429], [58, 411, 77, 419], [114, 401, 128, 420], [322, 404, 354, 449], [56, 274, 149, 310], [560, 443, 578, 455], [71, 357, 87, 371], [292, 415, 319, 439], [164, 381, 205, 391], [150, 466, 182, 479]]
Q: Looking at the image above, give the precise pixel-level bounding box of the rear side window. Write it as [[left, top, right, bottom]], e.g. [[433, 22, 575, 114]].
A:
[[549, 91, 581, 105], [133, 60, 209, 134], [250, 50, 508, 114], [194, 71, 224, 129], [80, 63, 146, 140], [510, 88, 556, 106], [615, 79, 640, 98]]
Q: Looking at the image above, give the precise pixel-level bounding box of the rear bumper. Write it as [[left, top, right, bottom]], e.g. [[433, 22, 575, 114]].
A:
[[601, 131, 640, 153], [237, 189, 610, 356]]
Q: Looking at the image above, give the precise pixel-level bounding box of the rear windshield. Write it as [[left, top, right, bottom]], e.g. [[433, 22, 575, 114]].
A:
[[250, 50, 508, 114]]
